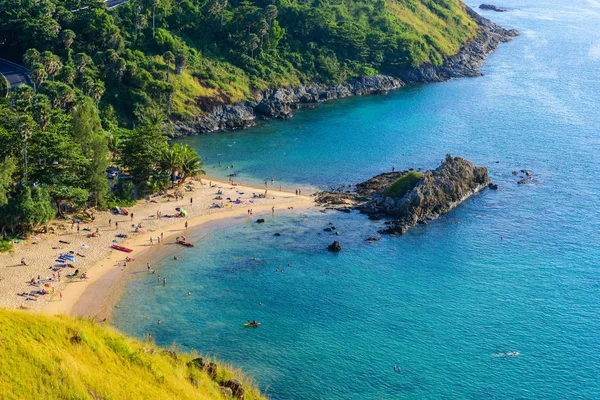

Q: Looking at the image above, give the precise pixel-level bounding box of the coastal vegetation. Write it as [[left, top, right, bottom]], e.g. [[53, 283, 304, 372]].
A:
[[383, 170, 423, 198], [0, 309, 263, 399]]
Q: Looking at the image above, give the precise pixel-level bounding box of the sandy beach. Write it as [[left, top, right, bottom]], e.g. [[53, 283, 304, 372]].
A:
[[0, 178, 314, 315]]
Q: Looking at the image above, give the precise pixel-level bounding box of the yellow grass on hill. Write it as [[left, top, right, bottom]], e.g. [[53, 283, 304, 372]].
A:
[[0, 309, 264, 400]]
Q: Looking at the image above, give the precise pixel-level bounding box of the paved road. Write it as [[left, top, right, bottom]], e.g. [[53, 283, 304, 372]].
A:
[[0, 59, 33, 92], [105, 0, 130, 8]]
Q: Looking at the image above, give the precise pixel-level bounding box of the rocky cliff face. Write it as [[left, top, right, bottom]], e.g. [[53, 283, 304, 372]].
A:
[[169, 75, 403, 137], [171, 6, 519, 137]]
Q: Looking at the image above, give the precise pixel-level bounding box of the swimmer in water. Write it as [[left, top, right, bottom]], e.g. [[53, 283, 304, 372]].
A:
[[187, 291, 191, 296], [259, 302, 264, 306], [158, 320, 161, 325], [174, 256, 178, 260]]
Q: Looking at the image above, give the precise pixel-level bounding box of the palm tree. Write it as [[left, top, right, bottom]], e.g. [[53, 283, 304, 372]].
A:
[[178, 145, 204, 184], [159, 144, 204, 185], [159, 145, 180, 184]]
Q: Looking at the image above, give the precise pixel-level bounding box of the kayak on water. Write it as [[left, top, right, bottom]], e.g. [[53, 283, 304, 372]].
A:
[[111, 244, 133, 253], [244, 321, 261, 327]]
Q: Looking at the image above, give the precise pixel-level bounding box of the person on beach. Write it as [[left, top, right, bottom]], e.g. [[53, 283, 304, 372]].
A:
[[109, 218, 111, 227], [150, 237, 153, 245], [115, 222, 119, 230], [157, 236, 161, 244], [161, 232, 164, 241], [77, 223, 80, 232], [185, 221, 188, 229], [147, 333, 152, 342], [163, 277, 166, 286], [60, 292, 63, 301], [295, 189, 298, 196], [272, 206, 275, 215], [21, 258, 26, 266], [131, 213, 134, 221], [190, 198, 193, 204], [147, 263, 150, 273]]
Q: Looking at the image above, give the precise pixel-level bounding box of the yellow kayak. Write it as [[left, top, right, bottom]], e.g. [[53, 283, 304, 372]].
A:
[[244, 322, 260, 327]]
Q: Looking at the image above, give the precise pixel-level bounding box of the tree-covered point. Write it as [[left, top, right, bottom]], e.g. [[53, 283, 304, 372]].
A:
[[0, 0, 478, 126]]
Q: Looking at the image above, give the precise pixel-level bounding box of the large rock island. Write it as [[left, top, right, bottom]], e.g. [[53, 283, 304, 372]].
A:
[[317, 155, 492, 235]]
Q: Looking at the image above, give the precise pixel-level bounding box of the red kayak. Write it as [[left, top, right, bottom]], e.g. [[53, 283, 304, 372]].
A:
[[121, 207, 129, 216], [111, 244, 133, 253], [177, 240, 194, 247]]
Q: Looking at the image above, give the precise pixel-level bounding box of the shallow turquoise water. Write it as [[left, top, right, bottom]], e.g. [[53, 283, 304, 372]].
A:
[[113, 1, 600, 398]]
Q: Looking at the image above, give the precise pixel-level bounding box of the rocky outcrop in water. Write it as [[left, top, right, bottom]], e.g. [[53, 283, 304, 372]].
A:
[[170, 7, 519, 137], [317, 156, 492, 236], [479, 4, 509, 12], [374, 155, 490, 235]]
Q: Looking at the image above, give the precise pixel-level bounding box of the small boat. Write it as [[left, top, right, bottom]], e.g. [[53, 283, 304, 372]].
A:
[[111, 244, 133, 253], [244, 321, 261, 327], [121, 207, 129, 216], [177, 240, 194, 247]]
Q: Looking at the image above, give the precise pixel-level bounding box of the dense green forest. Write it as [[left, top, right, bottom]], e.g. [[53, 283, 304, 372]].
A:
[[0, 0, 478, 238]]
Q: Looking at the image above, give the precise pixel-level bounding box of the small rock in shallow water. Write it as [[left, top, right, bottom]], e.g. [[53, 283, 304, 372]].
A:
[[488, 183, 499, 190], [256, 218, 265, 223], [327, 241, 342, 252]]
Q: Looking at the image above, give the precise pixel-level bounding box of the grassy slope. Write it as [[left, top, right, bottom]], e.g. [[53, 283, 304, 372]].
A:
[[0, 310, 263, 400], [383, 171, 424, 198], [388, 0, 478, 61]]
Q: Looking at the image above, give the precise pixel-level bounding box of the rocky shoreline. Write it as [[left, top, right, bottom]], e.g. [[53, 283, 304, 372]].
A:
[[316, 155, 493, 236], [171, 6, 519, 137]]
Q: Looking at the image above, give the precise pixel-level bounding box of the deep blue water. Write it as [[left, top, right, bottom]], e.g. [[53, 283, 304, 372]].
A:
[[113, 1, 600, 398]]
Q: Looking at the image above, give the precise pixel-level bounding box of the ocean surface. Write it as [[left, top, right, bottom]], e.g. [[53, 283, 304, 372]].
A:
[[113, 1, 600, 398]]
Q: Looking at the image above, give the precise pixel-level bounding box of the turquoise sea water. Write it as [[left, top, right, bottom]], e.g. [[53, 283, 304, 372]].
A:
[[113, 1, 600, 398]]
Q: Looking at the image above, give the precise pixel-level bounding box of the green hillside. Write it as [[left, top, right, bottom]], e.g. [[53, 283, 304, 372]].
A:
[[0, 0, 478, 125], [0, 309, 264, 400]]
